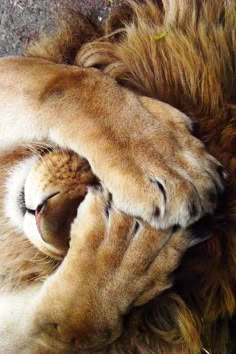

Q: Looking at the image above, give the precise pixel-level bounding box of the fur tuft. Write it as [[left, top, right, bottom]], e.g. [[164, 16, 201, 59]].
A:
[[26, 10, 100, 64]]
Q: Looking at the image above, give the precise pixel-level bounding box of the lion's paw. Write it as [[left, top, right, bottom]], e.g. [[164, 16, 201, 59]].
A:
[[102, 97, 226, 229]]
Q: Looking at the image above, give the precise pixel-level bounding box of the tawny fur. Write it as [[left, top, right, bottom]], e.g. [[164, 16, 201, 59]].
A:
[[0, 146, 196, 353], [0, 0, 235, 352], [26, 0, 236, 352]]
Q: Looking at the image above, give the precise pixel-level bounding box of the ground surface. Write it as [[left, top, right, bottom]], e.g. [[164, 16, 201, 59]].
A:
[[0, 0, 113, 56]]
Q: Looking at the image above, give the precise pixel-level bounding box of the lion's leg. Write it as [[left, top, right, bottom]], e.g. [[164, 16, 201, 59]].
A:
[[0, 56, 225, 230], [0, 285, 42, 353]]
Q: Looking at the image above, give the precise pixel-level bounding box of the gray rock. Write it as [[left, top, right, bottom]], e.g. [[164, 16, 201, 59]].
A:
[[0, 0, 112, 56]]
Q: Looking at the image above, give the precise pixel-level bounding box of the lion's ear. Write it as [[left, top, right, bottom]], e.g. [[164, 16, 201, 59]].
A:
[[26, 11, 100, 65]]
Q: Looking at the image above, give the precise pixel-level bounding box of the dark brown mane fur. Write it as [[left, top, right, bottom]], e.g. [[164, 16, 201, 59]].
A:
[[21, 0, 236, 352]]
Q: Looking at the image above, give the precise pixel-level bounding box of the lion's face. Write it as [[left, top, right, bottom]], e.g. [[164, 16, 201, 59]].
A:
[[2, 147, 97, 260]]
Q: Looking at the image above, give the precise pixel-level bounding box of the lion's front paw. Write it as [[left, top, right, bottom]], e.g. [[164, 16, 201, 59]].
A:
[[99, 97, 225, 229], [30, 189, 192, 352], [70, 190, 191, 313]]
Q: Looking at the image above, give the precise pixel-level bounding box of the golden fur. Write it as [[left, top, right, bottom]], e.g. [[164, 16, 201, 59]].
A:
[[0, 0, 235, 352]]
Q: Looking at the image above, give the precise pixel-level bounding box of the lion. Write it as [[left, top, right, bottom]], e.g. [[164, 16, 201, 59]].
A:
[[0, 0, 235, 353]]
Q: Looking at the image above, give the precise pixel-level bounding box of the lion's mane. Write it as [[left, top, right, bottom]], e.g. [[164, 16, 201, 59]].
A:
[[1, 0, 235, 352]]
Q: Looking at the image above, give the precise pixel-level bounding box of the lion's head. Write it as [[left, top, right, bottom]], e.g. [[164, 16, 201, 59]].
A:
[[0, 146, 98, 290], [0, 0, 235, 353]]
